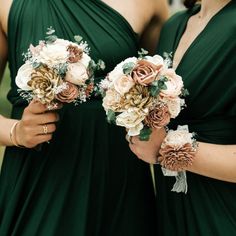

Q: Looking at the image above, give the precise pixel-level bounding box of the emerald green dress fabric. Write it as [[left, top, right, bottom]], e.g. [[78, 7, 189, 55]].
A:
[[155, 2, 236, 235], [0, 1, 157, 235]]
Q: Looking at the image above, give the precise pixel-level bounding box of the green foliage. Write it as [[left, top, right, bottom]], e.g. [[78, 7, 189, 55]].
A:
[[122, 62, 135, 75], [107, 109, 116, 124], [138, 48, 149, 59], [150, 76, 168, 97], [74, 35, 83, 43], [139, 127, 152, 141]]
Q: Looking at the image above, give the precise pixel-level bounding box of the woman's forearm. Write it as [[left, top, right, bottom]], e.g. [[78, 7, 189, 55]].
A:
[[187, 142, 236, 183], [0, 115, 18, 146]]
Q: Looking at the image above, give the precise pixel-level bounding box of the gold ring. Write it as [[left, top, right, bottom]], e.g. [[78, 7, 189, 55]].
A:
[[43, 125, 48, 135], [125, 134, 133, 144]]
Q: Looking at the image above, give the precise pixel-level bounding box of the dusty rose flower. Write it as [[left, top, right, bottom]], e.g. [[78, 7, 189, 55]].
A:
[[67, 44, 83, 63], [160, 68, 183, 98], [85, 83, 94, 97], [132, 60, 163, 86], [113, 75, 135, 95], [145, 104, 170, 129], [55, 82, 79, 103], [65, 62, 89, 85], [158, 143, 196, 172]]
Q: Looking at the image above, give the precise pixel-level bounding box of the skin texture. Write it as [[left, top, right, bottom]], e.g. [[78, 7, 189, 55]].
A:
[[0, 0, 169, 148], [129, 0, 236, 183]]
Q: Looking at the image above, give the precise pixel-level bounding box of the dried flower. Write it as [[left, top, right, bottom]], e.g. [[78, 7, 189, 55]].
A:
[[67, 44, 83, 63], [55, 82, 79, 103], [122, 84, 154, 110], [158, 143, 196, 172], [28, 66, 62, 104], [132, 60, 163, 86], [145, 103, 170, 129]]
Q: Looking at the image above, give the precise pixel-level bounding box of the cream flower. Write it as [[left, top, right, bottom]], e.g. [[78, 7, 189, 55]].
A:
[[38, 43, 69, 67], [108, 57, 137, 83], [80, 53, 91, 68], [161, 97, 184, 118], [113, 75, 135, 95], [15, 62, 34, 90], [116, 108, 147, 136], [164, 128, 194, 147], [160, 68, 183, 98], [145, 55, 164, 67], [65, 62, 89, 86], [102, 89, 123, 112]]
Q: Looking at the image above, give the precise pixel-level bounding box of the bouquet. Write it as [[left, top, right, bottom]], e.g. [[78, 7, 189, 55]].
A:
[[100, 50, 187, 140], [16, 27, 104, 109]]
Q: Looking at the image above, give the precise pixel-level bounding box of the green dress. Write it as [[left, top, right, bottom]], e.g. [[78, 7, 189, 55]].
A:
[[0, 0, 157, 235], [155, 2, 236, 235]]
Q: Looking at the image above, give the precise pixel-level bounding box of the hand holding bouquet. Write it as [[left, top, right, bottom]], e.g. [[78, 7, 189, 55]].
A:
[[100, 50, 187, 140], [16, 27, 104, 109]]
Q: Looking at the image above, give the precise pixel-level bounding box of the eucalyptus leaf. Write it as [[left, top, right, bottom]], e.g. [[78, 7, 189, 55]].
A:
[[122, 62, 135, 75], [107, 110, 116, 124], [46, 35, 57, 44], [138, 48, 149, 59], [74, 35, 83, 43], [139, 127, 152, 141]]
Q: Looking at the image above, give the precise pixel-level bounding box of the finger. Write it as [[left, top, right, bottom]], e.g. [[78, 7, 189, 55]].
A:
[[38, 123, 56, 135], [35, 134, 53, 144], [27, 100, 48, 114], [35, 112, 59, 125]]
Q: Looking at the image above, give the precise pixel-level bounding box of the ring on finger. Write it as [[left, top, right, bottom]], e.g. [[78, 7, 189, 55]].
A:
[[43, 124, 48, 135]]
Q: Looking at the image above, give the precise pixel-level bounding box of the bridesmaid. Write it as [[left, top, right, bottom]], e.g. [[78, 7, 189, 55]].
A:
[[0, 0, 169, 235], [129, 0, 236, 235]]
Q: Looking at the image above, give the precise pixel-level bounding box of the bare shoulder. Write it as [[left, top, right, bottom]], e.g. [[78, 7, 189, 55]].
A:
[[0, 0, 13, 34]]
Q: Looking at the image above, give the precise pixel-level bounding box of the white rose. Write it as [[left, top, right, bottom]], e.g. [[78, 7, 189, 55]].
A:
[[128, 122, 144, 136], [116, 108, 147, 135], [113, 75, 135, 95], [102, 89, 123, 112], [165, 129, 193, 146], [54, 38, 73, 47], [108, 57, 138, 83], [145, 55, 164, 66], [160, 69, 183, 98], [65, 62, 89, 86], [80, 53, 91, 68], [38, 43, 69, 67], [15, 63, 33, 90]]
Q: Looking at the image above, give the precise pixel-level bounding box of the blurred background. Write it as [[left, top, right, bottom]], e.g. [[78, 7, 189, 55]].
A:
[[0, 0, 184, 166]]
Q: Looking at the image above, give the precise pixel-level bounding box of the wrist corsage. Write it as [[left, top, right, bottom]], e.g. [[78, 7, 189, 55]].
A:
[[158, 125, 197, 193]]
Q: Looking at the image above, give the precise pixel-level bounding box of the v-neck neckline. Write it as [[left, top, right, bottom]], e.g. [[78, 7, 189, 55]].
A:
[[173, 1, 233, 72]]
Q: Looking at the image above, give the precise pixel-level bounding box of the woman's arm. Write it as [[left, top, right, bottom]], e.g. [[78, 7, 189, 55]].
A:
[[187, 142, 236, 183], [129, 128, 236, 183], [0, 11, 60, 148], [139, 0, 169, 54]]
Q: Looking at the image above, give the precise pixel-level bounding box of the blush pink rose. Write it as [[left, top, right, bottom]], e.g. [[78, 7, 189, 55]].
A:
[[65, 62, 89, 85], [160, 69, 183, 98], [113, 75, 135, 95]]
